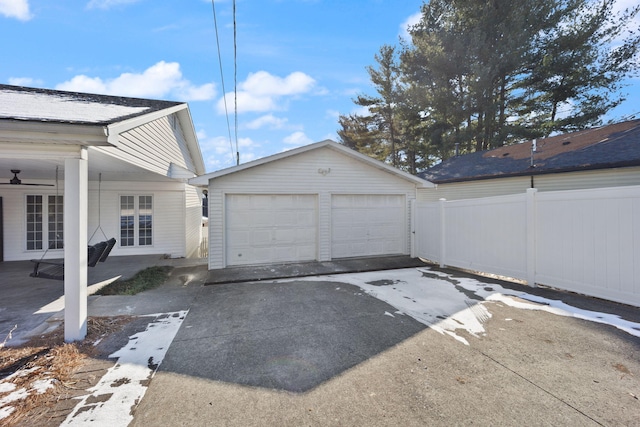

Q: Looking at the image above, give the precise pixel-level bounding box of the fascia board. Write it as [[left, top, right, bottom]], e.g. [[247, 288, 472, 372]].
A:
[[175, 106, 206, 176], [0, 120, 110, 145]]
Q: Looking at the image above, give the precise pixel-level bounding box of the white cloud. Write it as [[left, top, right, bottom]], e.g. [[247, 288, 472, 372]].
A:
[[283, 131, 313, 147], [242, 71, 315, 96], [0, 0, 32, 21], [216, 71, 316, 114], [55, 61, 216, 101], [8, 77, 43, 87], [217, 91, 276, 114], [86, 0, 140, 10], [245, 114, 289, 130], [197, 130, 259, 172], [400, 11, 421, 42]]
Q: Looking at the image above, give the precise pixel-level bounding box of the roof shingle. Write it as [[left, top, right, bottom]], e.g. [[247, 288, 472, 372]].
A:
[[0, 84, 183, 126], [419, 120, 640, 183]]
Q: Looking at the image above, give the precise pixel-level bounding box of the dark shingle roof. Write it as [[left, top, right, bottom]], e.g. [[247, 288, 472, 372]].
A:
[[0, 84, 183, 126], [419, 120, 640, 184]]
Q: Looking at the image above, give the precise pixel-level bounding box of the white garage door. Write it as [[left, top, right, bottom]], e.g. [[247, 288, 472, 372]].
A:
[[226, 194, 317, 266], [331, 194, 406, 258]]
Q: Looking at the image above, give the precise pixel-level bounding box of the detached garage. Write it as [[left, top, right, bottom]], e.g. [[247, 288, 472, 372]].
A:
[[191, 140, 433, 270]]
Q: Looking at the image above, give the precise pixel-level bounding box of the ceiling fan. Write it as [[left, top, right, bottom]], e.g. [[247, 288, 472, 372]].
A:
[[0, 169, 54, 186]]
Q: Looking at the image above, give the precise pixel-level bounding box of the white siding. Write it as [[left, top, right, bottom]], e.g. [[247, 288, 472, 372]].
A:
[[1, 180, 190, 261], [184, 184, 203, 258], [94, 114, 196, 176], [418, 166, 640, 201], [207, 146, 418, 269]]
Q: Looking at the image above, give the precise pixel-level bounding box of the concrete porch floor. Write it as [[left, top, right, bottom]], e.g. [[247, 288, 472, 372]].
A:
[[0, 255, 208, 346]]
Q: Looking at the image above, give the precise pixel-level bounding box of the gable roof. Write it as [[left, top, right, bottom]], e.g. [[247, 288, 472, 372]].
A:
[[190, 139, 434, 187], [0, 84, 182, 125], [0, 84, 205, 176], [420, 119, 640, 184]]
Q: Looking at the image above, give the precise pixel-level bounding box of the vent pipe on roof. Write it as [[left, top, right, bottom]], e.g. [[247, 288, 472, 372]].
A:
[[530, 138, 537, 168], [455, 142, 460, 157]]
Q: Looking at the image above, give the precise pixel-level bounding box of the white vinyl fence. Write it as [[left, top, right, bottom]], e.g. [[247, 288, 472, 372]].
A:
[[413, 186, 640, 307]]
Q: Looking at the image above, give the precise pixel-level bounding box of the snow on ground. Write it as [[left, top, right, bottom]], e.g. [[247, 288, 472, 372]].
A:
[[0, 367, 47, 421], [61, 310, 187, 426], [283, 267, 640, 345]]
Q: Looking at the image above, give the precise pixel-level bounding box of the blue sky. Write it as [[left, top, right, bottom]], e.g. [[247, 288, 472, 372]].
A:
[[2, 0, 639, 173]]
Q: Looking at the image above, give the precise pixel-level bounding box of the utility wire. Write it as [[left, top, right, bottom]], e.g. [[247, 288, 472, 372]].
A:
[[211, 0, 235, 166], [233, 0, 239, 165]]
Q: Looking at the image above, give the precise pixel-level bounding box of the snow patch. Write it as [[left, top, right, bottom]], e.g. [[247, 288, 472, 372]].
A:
[[61, 310, 187, 426], [32, 379, 55, 394], [0, 382, 16, 393], [281, 267, 640, 345]]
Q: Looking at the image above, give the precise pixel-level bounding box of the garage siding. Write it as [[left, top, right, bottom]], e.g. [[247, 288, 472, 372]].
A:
[[207, 146, 420, 269]]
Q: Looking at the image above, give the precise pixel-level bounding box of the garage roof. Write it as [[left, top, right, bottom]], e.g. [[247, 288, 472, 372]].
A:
[[191, 139, 435, 187]]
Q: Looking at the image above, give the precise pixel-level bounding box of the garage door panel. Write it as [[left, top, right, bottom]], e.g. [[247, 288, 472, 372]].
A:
[[226, 194, 317, 266], [331, 194, 405, 258]]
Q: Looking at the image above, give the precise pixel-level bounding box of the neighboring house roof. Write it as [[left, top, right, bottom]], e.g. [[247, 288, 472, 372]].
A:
[[190, 139, 435, 187], [419, 119, 640, 184]]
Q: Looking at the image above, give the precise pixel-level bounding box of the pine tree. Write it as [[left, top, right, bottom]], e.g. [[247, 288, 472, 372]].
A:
[[339, 0, 640, 170]]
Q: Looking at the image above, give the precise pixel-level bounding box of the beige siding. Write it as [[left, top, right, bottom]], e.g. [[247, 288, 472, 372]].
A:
[[534, 167, 640, 192], [418, 176, 530, 201], [95, 114, 196, 176], [207, 146, 418, 269], [418, 166, 640, 201]]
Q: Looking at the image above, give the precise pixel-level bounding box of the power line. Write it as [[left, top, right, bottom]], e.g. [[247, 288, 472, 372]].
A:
[[210, 0, 235, 166], [233, 0, 239, 165]]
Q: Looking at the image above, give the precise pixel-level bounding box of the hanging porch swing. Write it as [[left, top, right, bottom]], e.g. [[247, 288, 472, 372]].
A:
[[30, 171, 116, 281]]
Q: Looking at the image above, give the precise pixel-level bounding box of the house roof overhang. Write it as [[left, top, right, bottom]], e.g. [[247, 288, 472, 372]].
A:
[[190, 139, 435, 188], [0, 119, 112, 146]]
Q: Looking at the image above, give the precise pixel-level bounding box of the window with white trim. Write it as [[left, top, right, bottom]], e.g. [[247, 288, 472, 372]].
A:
[[26, 195, 63, 251], [120, 195, 153, 247]]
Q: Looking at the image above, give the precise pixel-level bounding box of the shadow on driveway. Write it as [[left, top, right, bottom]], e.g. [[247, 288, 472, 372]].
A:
[[160, 279, 426, 393]]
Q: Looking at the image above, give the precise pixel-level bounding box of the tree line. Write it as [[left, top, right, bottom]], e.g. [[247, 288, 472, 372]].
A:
[[337, 0, 640, 173]]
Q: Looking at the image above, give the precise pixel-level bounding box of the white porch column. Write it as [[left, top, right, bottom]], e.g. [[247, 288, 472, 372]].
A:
[[64, 148, 88, 342]]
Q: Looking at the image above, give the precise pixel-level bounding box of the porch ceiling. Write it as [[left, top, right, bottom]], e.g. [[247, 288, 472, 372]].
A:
[[0, 149, 174, 184]]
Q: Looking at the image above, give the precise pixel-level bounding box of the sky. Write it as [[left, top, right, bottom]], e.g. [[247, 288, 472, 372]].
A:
[[1, 0, 639, 173]]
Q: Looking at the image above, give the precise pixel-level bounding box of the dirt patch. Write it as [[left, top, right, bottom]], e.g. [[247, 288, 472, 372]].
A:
[[0, 316, 136, 426]]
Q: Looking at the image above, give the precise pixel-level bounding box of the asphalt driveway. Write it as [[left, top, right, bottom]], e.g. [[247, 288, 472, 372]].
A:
[[158, 279, 426, 392], [129, 266, 640, 426], [5, 256, 639, 425]]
